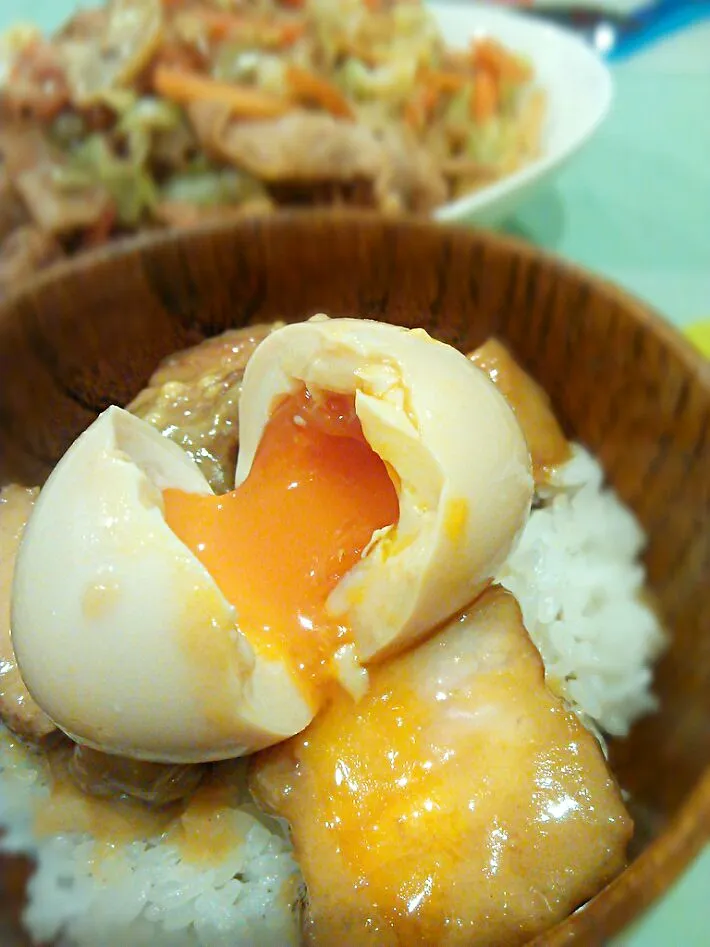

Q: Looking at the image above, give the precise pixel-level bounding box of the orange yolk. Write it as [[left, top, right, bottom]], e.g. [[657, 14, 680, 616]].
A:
[[162, 387, 399, 708]]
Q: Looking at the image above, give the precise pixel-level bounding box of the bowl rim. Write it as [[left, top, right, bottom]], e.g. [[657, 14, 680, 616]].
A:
[[0, 209, 708, 945], [2, 208, 707, 387]]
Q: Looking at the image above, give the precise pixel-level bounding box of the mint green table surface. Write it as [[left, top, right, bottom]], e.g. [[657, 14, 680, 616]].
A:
[[1, 2, 708, 944]]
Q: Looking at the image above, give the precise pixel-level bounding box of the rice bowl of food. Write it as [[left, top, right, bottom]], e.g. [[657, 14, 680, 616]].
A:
[[0, 212, 708, 946]]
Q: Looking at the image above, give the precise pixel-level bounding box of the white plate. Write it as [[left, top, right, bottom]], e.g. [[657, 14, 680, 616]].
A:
[[427, 1, 613, 225]]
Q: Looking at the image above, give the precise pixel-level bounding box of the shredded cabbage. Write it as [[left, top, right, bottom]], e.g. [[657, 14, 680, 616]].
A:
[[161, 167, 266, 206], [444, 86, 473, 130], [465, 114, 520, 169], [212, 47, 287, 95], [61, 134, 158, 225], [116, 95, 183, 164], [50, 112, 87, 148], [338, 57, 418, 104]]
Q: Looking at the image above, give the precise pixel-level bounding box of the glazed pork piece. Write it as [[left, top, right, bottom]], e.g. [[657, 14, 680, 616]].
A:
[[252, 587, 632, 946], [68, 744, 204, 806], [469, 337, 571, 481], [129, 322, 280, 493]]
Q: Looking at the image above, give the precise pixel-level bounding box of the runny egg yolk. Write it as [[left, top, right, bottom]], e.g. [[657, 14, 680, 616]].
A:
[[162, 387, 399, 708]]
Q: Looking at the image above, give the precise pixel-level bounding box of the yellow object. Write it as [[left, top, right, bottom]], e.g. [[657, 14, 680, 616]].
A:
[[683, 321, 710, 358]]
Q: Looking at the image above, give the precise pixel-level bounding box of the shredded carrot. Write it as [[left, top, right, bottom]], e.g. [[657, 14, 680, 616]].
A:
[[194, 10, 305, 47], [403, 97, 423, 131], [285, 64, 354, 119], [472, 38, 533, 84], [194, 11, 250, 41], [403, 83, 439, 132], [423, 70, 468, 95], [472, 68, 498, 124], [153, 65, 291, 118], [363, 0, 382, 11], [279, 21, 306, 46], [421, 85, 439, 117]]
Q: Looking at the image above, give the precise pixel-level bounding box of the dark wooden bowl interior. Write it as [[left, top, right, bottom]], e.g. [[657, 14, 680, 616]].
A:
[[0, 211, 708, 945]]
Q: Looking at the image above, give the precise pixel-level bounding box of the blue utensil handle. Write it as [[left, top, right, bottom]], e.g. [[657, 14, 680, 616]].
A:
[[636, 0, 705, 24], [611, 0, 710, 61]]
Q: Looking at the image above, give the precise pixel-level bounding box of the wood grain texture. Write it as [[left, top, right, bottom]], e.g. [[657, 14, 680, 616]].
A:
[[0, 211, 708, 945]]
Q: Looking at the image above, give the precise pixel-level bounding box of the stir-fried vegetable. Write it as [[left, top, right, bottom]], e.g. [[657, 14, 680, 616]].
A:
[[62, 0, 165, 105], [0, 0, 545, 298], [153, 65, 291, 117]]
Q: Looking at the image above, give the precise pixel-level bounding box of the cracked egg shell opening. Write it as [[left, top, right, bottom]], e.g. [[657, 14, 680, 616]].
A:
[[236, 317, 534, 662], [10, 406, 312, 764]]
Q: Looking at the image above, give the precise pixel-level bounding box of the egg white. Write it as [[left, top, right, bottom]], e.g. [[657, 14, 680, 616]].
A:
[[11, 406, 312, 763]]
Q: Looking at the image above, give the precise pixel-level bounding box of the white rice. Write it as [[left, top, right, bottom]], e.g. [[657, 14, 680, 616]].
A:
[[499, 445, 665, 738], [0, 444, 664, 947], [0, 744, 301, 947]]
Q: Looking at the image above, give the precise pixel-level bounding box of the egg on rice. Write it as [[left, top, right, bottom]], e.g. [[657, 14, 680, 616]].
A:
[[0, 316, 664, 947]]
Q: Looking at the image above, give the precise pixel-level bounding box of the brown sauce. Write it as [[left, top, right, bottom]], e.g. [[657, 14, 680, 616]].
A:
[[0, 734, 253, 868], [129, 323, 281, 494]]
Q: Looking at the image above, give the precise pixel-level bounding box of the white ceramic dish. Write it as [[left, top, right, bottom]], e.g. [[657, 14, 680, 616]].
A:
[[427, 1, 613, 225]]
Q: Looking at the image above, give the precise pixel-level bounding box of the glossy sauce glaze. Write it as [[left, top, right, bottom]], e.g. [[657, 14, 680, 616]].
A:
[[469, 338, 571, 482], [163, 386, 399, 709], [252, 587, 632, 946], [0, 733, 258, 868], [129, 323, 281, 494]]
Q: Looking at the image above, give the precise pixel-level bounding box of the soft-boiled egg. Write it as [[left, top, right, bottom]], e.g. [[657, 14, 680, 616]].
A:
[[12, 316, 532, 764], [235, 317, 533, 660]]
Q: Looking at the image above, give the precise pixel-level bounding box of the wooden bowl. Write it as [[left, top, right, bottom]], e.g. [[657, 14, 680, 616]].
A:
[[0, 211, 708, 945]]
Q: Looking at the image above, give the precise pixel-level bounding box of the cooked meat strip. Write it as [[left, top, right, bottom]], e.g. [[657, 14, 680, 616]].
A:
[[188, 105, 447, 213], [129, 322, 280, 493], [0, 118, 112, 241], [0, 39, 70, 121], [0, 121, 54, 179], [188, 105, 385, 183], [13, 165, 112, 236], [0, 485, 56, 742], [252, 587, 631, 947]]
